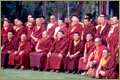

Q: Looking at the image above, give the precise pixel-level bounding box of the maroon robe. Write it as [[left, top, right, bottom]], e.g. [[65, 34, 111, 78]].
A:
[[31, 25, 45, 47], [26, 27, 33, 41], [1, 26, 14, 45], [100, 56, 118, 79], [1, 38, 18, 67], [106, 26, 119, 58], [46, 37, 69, 70], [95, 23, 111, 46], [68, 24, 83, 40], [78, 41, 94, 70], [64, 40, 84, 70], [47, 23, 58, 37], [30, 38, 52, 69], [8, 40, 31, 69]]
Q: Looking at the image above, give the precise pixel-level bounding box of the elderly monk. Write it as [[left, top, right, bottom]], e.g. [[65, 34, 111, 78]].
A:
[[95, 13, 111, 46], [47, 15, 58, 37], [86, 38, 107, 77], [30, 31, 52, 72], [1, 20, 14, 45], [95, 49, 118, 79], [64, 32, 84, 74], [1, 31, 18, 69], [14, 20, 26, 42], [78, 34, 94, 74], [8, 34, 31, 70], [46, 31, 69, 72], [53, 19, 68, 39], [68, 15, 83, 40], [106, 16, 119, 58], [30, 18, 45, 47]]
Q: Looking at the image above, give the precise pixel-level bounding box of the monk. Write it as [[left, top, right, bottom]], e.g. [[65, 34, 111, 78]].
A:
[[68, 15, 83, 40], [46, 31, 69, 72], [64, 32, 84, 74], [25, 15, 33, 27], [95, 49, 118, 79], [81, 18, 96, 41], [30, 31, 52, 71], [46, 15, 58, 37], [1, 31, 18, 69], [40, 16, 47, 28], [8, 34, 32, 70], [30, 18, 45, 47], [1, 20, 14, 45], [95, 13, 111, 46], [95, 16, 101, 30], [106, 16, 119, 58], [14, 20, 26, 42], [86, 38, 107, 77], [78, 34, 94, 74], [53, 19, 68, 39]]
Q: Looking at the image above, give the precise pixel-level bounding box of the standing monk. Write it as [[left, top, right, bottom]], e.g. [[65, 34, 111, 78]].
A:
[[95, 49, 118, 79], [30, 31, 52, 71], [64, 32, 84, 74], [1, 31, 18, 69], [8, 34, 32, 70], [46, 31, 69, 72], [47, 15, 58, 37]]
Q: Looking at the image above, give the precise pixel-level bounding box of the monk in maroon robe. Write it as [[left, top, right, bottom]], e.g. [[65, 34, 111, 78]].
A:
[[47, 15, 58, 37], [30, 18, 45, 47], [78, 34, 94, 73], [1, 20, 14, 45], [46, 31, 69, 72], [106, 16, 119, 58], [64, 32, 84, 74], [95, 14, 111, 46], [95, 49, 118, 79], [1, 31, 18, 68], [14, 20, 26, 42], [86, 38, 107, 77], [82, 18, 96, 41], [53, 19, 68, 39], [24, 15, 33, 27], [30, 31, 52, 71], [68, 16, 83, 40], [8, 34, 32, 70]]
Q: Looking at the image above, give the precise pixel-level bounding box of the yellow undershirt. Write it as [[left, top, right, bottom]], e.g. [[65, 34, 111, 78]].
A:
[[74, 39, 80, 46], [94, 47, 99, 60], [101, 56, 111, 67]]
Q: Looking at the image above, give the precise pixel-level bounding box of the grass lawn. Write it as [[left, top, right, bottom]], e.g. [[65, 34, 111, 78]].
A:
[[1, 69, 94, 79]]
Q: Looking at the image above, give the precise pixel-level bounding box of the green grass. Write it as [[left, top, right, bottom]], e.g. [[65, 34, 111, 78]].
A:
[[1, 69, 93, 79]]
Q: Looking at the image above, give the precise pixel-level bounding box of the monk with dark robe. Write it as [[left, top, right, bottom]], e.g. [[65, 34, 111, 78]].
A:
[[53, 19, 68, 39], [95, 49, 118, 79], [24, 15, 33, 27], [106, 16, 119, 58], [40, 16, 47, 28], [68, 15, 83, 40], [81, 18, 96, 41], [78, 34, 94, 74], [86, 38, 107, 77], [8, 34, 32, 70], [30, 18, 45, 47], [95, 13, 111, 46], [46, 31, 69, 72], [1, 31, 18, 69], [64, 32, 84, 74], [1, 20, 14, 45], [14, 20, 26, 42], [47, 15, 58, 38], [30, 31, 52, 71]]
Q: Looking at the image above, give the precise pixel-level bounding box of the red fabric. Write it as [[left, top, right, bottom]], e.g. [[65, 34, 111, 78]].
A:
[[46, 38, 69, 69], [26, 27, 33, 41]]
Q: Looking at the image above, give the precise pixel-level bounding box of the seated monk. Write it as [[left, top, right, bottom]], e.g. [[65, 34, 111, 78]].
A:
[[30, 31, 52, 72], [64, 32, 84, 74], [46, 31, 69, 72], [8, 34, 32, 70], [1, 31, 18, 69], [86, 38, 107, 77], [78, 34, 94, 74], [95, 49, 118, 79]]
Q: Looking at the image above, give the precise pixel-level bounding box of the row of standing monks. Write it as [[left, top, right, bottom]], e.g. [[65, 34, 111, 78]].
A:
[[1, 13, 119, 79]]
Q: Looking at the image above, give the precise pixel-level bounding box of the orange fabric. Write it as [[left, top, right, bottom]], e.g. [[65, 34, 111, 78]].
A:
[[94, 47, 99, 60]]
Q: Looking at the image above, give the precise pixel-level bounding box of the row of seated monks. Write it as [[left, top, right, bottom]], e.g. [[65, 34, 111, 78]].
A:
[[1, 13, 119, 79]]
